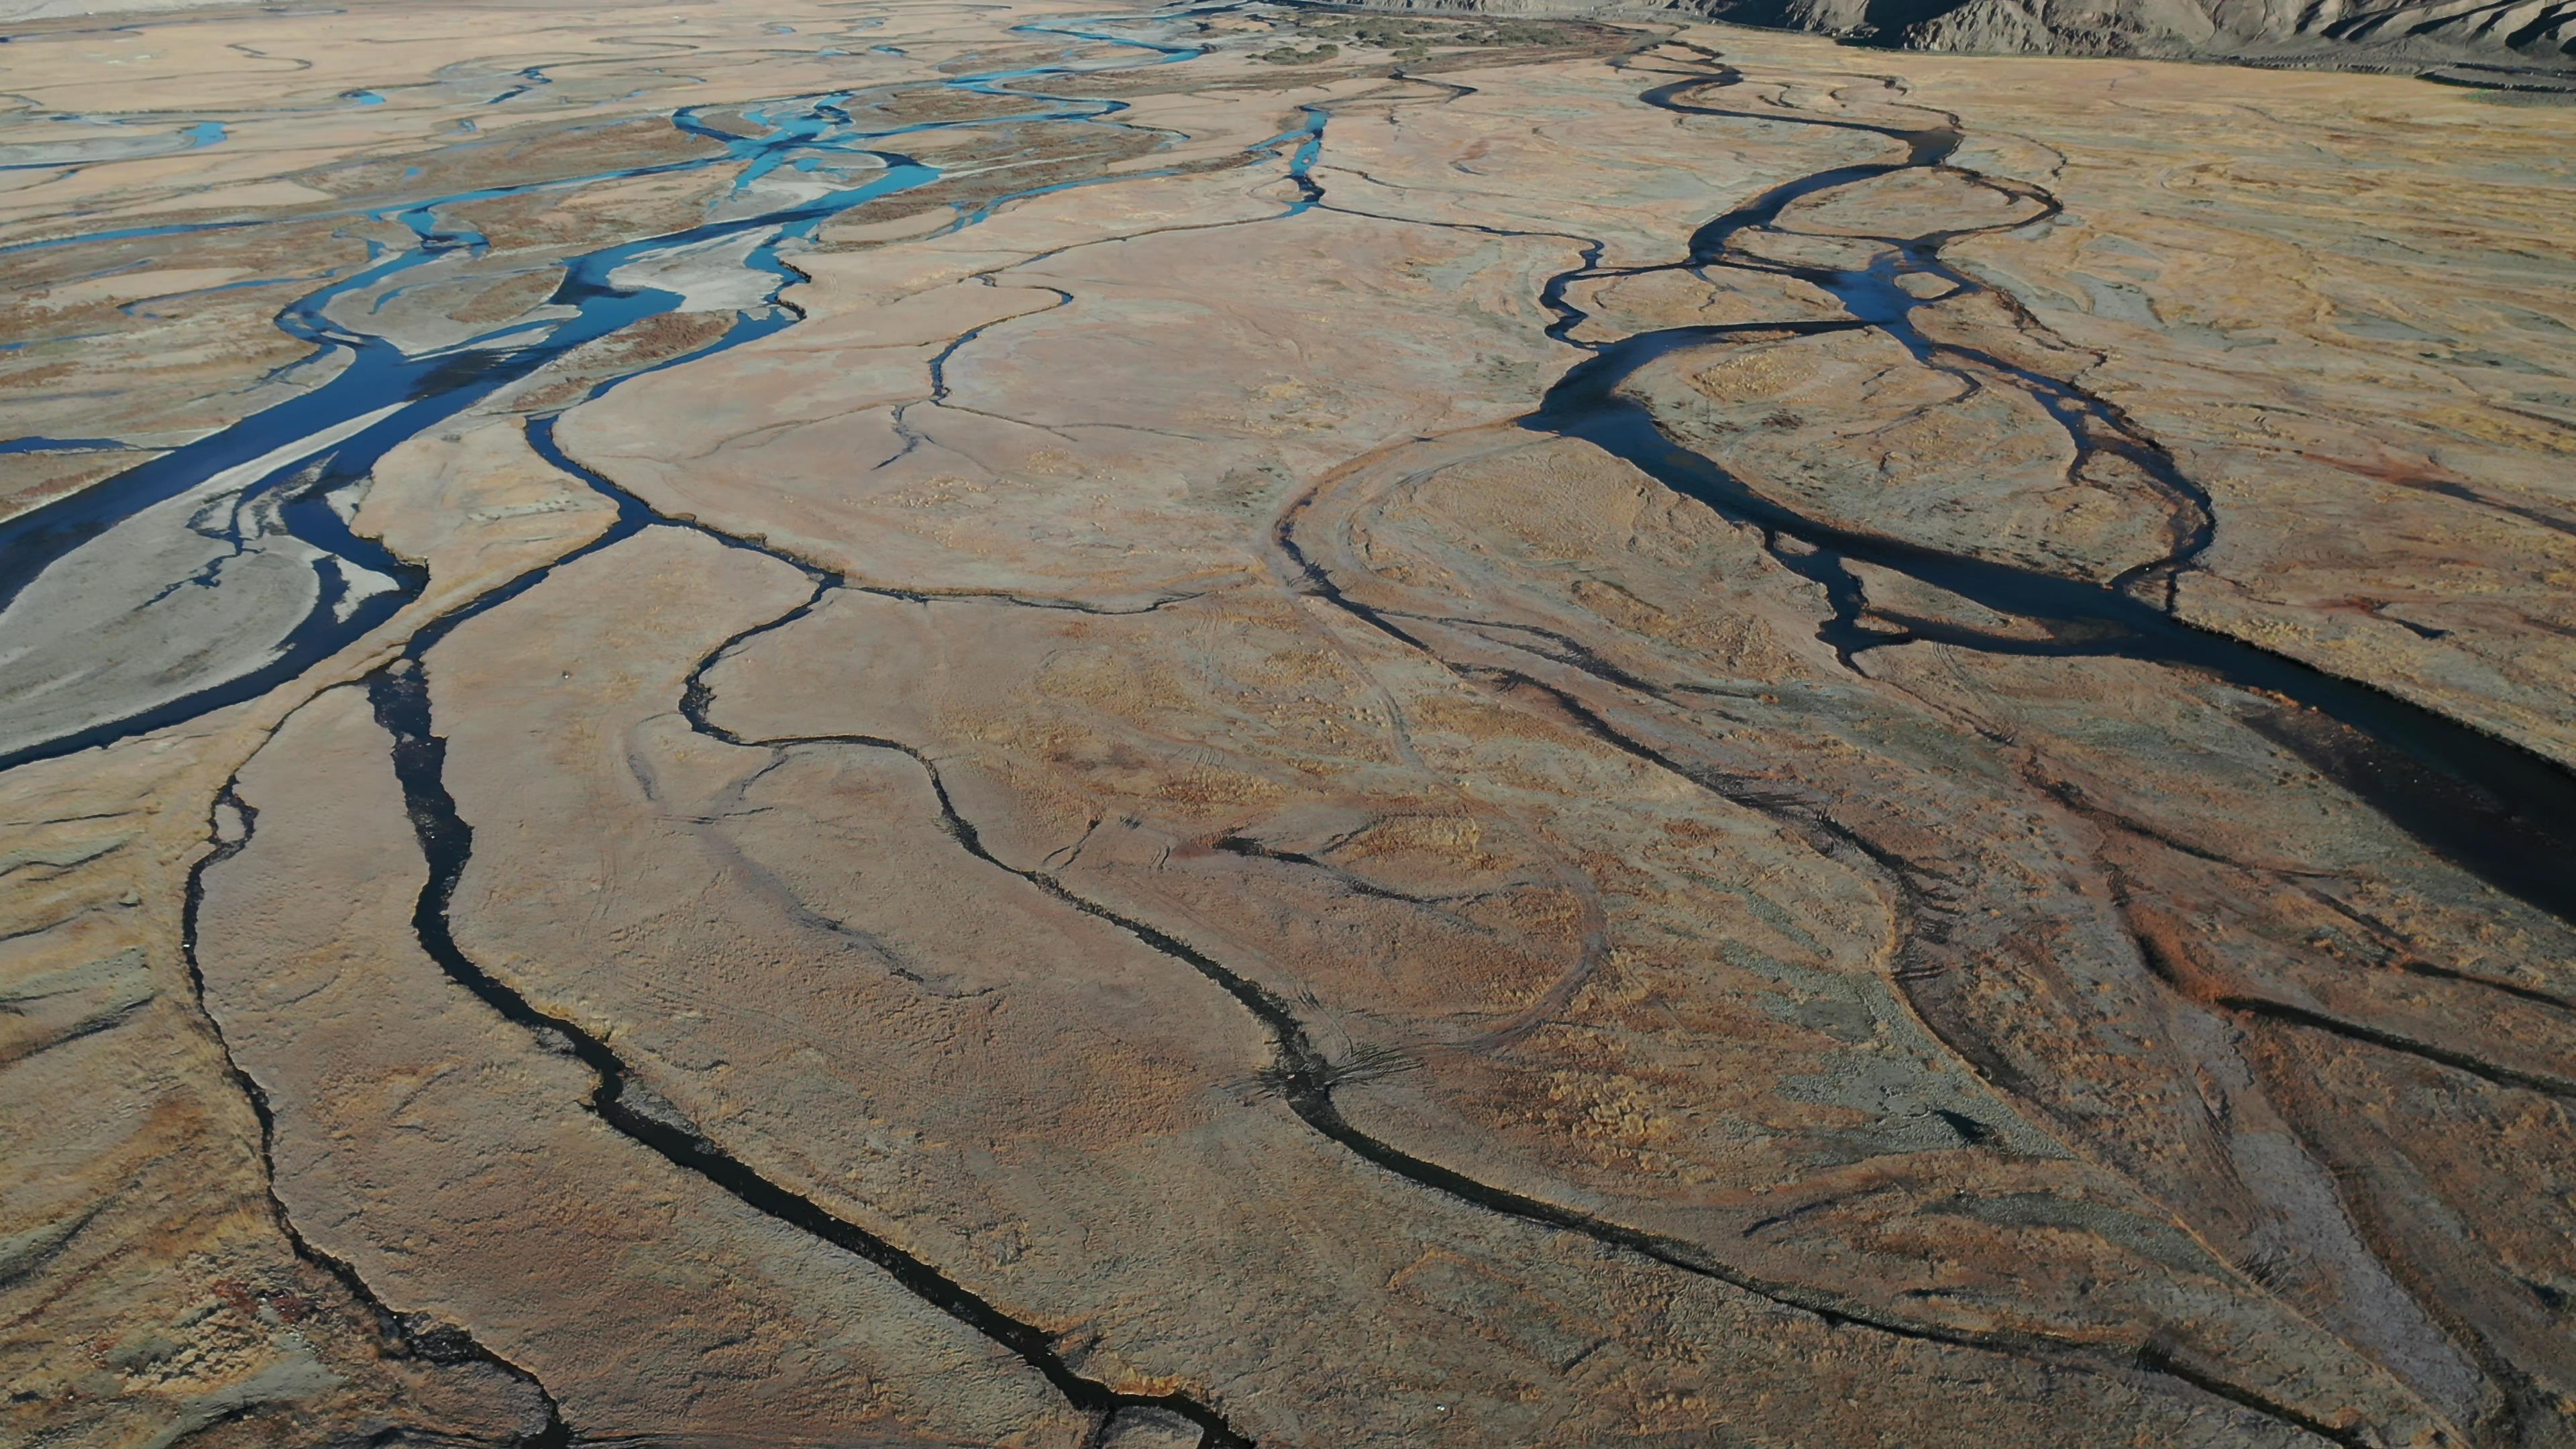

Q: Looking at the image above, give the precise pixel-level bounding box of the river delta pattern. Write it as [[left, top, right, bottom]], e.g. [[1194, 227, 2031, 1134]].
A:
[[2, 1, 2573, 1446]]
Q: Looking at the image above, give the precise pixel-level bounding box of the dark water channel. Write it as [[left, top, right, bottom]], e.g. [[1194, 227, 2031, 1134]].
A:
[[115, 19, 2576, 1444]]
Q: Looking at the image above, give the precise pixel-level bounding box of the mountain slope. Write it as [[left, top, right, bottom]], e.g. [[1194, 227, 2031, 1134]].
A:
[[1365, 0, 2576, 78]]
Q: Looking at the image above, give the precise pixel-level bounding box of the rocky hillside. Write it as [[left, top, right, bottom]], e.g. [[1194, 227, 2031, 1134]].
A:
[[1364, 0, 2576, 78]]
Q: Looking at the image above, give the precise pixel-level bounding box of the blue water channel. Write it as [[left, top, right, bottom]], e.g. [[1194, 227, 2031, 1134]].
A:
[[0, 9, 1248, 772]]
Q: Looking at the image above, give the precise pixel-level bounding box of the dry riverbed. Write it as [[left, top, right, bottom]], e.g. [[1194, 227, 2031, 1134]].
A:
[[3, 1, 2573, 1446]]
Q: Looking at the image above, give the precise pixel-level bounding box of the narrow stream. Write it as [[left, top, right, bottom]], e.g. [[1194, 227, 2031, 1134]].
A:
[[39, 15, 2576, 1444]]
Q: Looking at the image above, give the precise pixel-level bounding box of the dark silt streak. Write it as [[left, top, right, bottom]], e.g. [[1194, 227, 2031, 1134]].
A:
[[1513, 58, 2576, 926]]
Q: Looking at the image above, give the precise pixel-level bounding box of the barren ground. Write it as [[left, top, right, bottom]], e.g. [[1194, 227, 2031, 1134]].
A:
[[3, 1, 2573, 1446]]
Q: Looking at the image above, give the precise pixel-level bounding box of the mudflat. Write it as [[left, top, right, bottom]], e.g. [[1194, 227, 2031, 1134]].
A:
[[3, 1, 2572, 1446]]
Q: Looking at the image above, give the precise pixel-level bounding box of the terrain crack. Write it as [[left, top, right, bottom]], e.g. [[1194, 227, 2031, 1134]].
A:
[[2226, 996, 2576, 1102]]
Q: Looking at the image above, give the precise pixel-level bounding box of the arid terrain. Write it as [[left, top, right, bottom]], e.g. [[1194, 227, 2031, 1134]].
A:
[[3, 1, 2573, 1446]]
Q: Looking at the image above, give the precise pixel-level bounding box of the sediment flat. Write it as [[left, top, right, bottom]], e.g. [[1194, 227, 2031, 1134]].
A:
[[3, 2, 2572, 1445]]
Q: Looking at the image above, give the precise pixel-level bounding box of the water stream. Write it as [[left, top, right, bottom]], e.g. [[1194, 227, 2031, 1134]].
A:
[[87, 17, 2576, 1444], [0, 9, 1217, 772], [1522, 56, 2576, 923]]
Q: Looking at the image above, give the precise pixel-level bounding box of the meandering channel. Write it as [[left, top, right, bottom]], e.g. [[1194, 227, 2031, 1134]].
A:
[[1519, 48, 2576, 926], [63, 9, 2576, 1446]]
